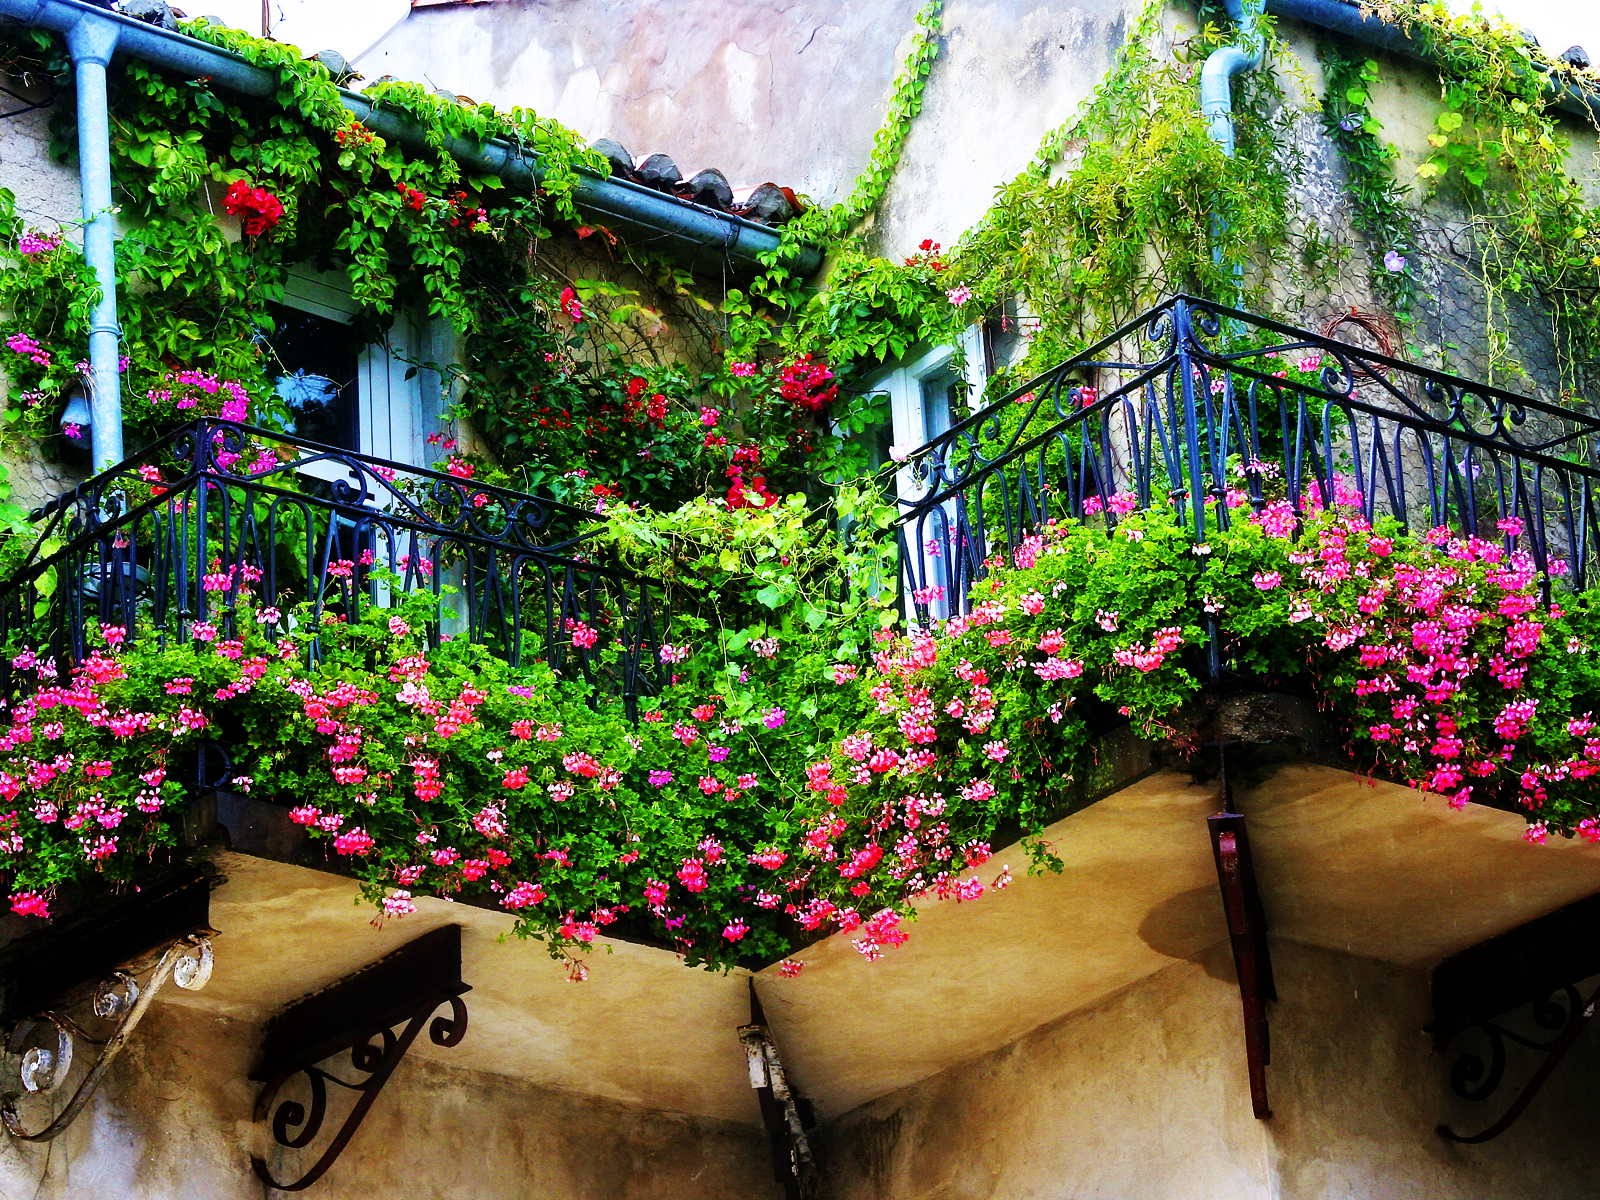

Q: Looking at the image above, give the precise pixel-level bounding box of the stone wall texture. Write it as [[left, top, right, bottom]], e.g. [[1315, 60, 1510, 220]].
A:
[[0, 1000, 781, 1200], [0, 76, 88, 508], [814, 938, 1600, 1200]]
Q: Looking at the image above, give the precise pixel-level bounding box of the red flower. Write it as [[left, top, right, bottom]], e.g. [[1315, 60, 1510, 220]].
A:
[[778, 354, 838, 414], [222, 179, 284, 237]]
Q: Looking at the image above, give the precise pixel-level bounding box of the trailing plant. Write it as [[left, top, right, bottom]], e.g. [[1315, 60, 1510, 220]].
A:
[[948, 0, 1311, 389], [1374, 0, 1600, 395], [7, 478, 1600, 968], [1318, 45, 1419, 320]]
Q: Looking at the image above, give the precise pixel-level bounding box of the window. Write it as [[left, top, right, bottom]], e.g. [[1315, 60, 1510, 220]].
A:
[[267, 265, 443, 469], [261, 302, 359, 451], [861, 329, 987, 621], [865, 328, 986, 502]]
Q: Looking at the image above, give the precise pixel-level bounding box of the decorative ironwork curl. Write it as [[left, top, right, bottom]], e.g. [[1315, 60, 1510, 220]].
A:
[[1437, 981, 1599, 1144], [251, 993, 469, 1192], [1, 935, 213, 1142]]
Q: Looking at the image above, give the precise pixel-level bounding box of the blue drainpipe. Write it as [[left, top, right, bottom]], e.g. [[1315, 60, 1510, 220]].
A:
[[1200, 0, 1265, 288], [1201, 0, 1265, 158], [63, 10, 123, 469]]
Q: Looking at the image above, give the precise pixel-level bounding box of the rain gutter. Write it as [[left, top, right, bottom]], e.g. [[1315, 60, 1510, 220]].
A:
[[1264, 0, 1600, 125], [0, 0, 818, 460], [1200, 0, 1265, 160]]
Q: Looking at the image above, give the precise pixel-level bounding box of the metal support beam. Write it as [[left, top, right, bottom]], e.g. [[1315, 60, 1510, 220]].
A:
[[739, 984, 817, 1200], [250, 924, 470, 1192], [1207, 744, 1276, 1120]]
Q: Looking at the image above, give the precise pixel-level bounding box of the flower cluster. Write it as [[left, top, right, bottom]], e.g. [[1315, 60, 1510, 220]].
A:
[[222, 180, 285, 237], [5, 472, 1598, 976], [778, 355, 838, 415]]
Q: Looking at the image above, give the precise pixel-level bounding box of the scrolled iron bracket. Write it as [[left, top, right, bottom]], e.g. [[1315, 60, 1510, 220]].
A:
[[1437, 981, 1600, 1144], [251, 993, 467, 1191], [1, 934, 214, 1141], [249, 924, 470, 1192]]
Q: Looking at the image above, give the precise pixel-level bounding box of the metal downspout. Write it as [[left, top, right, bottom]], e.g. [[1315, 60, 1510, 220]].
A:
[[1201, 0, 1265, 158], [63, 9, 122, 469], [1200, 0, 1265, 289]]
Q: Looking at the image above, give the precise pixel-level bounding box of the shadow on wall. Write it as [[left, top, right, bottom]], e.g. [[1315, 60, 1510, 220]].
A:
[[1137, 884, 1233, 980]]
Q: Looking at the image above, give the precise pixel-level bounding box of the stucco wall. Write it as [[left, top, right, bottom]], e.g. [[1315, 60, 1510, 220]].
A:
[[0, 76, 88, 510], [812, 937, 1600, 1199], [0, 1000, 781, 1200], [363, 0, 1137, 257], [362, 0, 927, 210]]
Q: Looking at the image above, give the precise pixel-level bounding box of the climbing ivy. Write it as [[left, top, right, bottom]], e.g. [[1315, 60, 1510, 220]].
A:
[[948, 0, 1313, 390], [1373, 0, 1600, 395], [1318, 44, 1418, 321]]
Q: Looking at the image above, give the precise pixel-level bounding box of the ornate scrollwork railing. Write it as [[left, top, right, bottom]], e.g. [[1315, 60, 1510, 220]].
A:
[[897, 294, 1600, 630], [0, 421, 666, 717], [1435, 979, 1600, 1143]]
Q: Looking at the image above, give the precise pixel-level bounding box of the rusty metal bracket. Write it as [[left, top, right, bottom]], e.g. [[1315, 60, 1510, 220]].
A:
[[739, 984, 817, 1200], [250, 924, 469, 1192], [1207, 742, 1275, 1120]]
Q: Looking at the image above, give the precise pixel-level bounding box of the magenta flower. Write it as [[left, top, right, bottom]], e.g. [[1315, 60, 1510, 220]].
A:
[[763, 707, 786, 729]]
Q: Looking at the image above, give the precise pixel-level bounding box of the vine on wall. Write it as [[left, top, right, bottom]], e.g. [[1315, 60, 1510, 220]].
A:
[[1372, 0, 1600, 395], [6, 1, 1600, 971]]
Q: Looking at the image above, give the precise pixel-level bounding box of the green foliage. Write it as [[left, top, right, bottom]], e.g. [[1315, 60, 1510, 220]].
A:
[[0, 188, 99, 448], [1374, 0, 1600, 393], [950, 0, 1309, 387], [1318, 46, 1418, 319]]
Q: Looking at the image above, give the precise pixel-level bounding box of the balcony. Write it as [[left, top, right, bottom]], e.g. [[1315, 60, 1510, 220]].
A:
[[897, 294, 1600, 632], [0, 419, 666, 717], [4, 301, 1600, 1181]]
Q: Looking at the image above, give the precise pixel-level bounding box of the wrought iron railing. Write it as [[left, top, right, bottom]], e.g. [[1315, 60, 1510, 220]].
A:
[[896, 295, 1600, 629], [0, 420, 666, 715]]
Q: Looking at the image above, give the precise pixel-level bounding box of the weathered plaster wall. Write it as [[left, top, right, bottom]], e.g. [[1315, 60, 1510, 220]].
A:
[[0, 999, 780, 1200], [364, 0, 1138, 255], [366, 0, 1600, 396], [0, 87, 78, 232], [361, 0, 928, 208], [0, 76, 89, 510], [813, 937, 1600, 1199]]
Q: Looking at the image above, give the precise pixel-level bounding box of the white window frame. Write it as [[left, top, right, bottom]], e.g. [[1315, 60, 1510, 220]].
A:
[[279, 266, 435, 471], [875, 327, 985, 506], [862, 328, 986, 622]]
